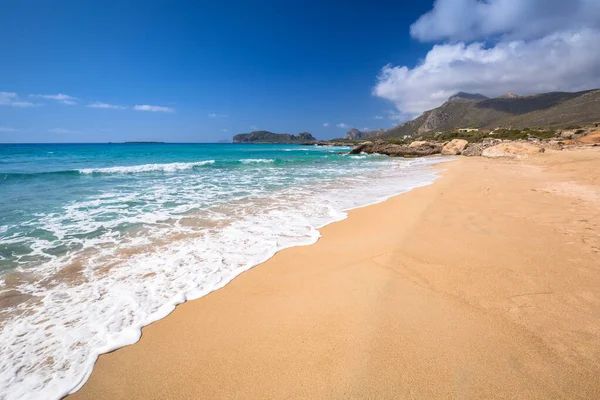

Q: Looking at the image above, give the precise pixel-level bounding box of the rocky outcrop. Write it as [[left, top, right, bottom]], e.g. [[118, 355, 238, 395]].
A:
[[349, 140, 442, 157], [481, 142, 545, 159], [441, 139, 468, 155], [461, 139, 503, 157]]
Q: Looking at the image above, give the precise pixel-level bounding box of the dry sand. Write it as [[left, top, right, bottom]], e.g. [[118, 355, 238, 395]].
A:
[[71, 147, 600, 400]]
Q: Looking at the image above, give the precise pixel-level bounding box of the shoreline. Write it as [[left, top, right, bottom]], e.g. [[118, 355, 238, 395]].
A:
[[64, 155, 452, 396], [71, 148, 600, 399]]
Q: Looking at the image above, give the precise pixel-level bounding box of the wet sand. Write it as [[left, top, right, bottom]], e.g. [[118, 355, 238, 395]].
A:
[[71, 147, 600, 399]]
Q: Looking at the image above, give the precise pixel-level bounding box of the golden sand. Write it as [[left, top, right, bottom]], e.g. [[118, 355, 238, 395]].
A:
[[71, 148, 600, 399]]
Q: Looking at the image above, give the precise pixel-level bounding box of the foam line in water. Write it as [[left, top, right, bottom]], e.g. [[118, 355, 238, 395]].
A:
[[78, 160, 215, 174], [239, 158, 275, 163]]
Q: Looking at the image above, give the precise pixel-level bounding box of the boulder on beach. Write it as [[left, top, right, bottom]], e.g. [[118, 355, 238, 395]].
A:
[[461, 139, 503, 157], [441, 139, 468, 155], [482, 142, 545, 159], [408, 140, 428, 149]]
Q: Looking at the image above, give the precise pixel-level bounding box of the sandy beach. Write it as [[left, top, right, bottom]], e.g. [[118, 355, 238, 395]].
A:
[[71, 147, 600, 399]]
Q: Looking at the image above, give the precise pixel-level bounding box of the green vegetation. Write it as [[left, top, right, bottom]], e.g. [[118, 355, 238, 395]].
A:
[[433, 131, 489, 143], [428, 128, 557, 143], [387, 138, 411, 145]]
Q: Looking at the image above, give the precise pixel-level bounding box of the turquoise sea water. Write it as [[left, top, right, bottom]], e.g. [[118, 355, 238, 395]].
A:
[[0, 143, 447, 399]]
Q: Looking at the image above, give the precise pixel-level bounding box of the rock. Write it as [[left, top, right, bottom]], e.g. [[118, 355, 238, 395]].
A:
[[559, 130, 577, 139], [349, 141, 373, 154], [481, 142, 545, 159], [461, 139, 502, 157], [406, 141, 443, 155], [350, 140, 442, 157], [408, 140, 427, 148], [441, 139, 469, 155], [545, 140, 565, 151]]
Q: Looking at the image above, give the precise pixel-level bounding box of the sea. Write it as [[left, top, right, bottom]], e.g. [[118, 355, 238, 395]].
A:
[[0, 143, 448, 399]]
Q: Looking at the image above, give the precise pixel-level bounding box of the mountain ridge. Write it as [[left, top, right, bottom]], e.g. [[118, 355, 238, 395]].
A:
[[374, 89, 600, 139]]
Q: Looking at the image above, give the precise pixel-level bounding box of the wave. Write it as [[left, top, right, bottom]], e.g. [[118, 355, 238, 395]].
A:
[[1, 161, 217, 181], [239, 158, 275, 164], [0, 170, 80, 182], [79, 160, 215, 174]]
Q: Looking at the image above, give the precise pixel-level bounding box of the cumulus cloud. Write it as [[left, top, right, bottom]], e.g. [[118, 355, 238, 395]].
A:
[[30, 93, 78, 105], [0, 92, 38, 107], [133, 105, 174, 112], [374, 116, 383, 120], [411, 0, 600, 42], [208, 113, 229, 118], [250, 125, 258, 130], [221, 128, 229, 132], [375, 30, 600, 117], [86, 102, 127, 110], [323, 122, 330, 127], [374, 0, 600, 119], [336, 123, 349, 129]]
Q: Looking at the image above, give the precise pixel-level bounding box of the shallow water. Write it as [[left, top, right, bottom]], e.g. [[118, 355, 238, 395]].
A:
[[0, 143, 449, 399]]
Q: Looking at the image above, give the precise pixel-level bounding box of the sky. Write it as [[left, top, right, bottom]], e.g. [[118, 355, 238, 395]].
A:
[[2, 0, 600, 143]]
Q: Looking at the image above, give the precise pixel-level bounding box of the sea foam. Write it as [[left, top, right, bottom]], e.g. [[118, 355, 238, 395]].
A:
[[79, 160, 215, 174]]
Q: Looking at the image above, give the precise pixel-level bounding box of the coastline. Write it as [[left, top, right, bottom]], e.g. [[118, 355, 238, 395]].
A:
[[70, 148, 600, 399]]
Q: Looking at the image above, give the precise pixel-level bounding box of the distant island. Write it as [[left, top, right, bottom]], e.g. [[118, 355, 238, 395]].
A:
[[122, 141, 166, 144], [232, 131, 317, 144]]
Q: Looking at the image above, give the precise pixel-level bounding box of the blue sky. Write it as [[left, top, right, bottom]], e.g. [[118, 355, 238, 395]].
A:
[[0, 1, 431, 143], [2, 0, 600, 143]]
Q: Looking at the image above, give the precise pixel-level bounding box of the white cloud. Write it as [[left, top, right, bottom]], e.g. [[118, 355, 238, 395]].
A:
[[86, 102, 127, 110], [362, 127, 370, 131], [0, 126, 18, 132], [208, 113, 229, 118], [374, 116, 383, 120], [250, 125, 258, 130], [374, 0, 600, 118], [374, 30, 600, 117], [30, 93, 78, 105], [410, 0, 600, 43], [0, 92, 38, 107], [221, 128, 229, 132], [48, 128, 77, 134], [323, 122, 330, 127], [336, 123, 349, 129], [133, 105, 174, 112]]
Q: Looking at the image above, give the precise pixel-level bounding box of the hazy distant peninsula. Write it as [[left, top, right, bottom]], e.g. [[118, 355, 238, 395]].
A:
[[232, 131, 317, 144]]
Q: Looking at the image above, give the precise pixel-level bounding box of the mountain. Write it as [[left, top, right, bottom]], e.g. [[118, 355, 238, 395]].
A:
[[380, 89, 600, 138], [232, 131, 317, 143], [344, 129, 363, 140], [448, 92, 489, 101], [344, 128, 385, 140]]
